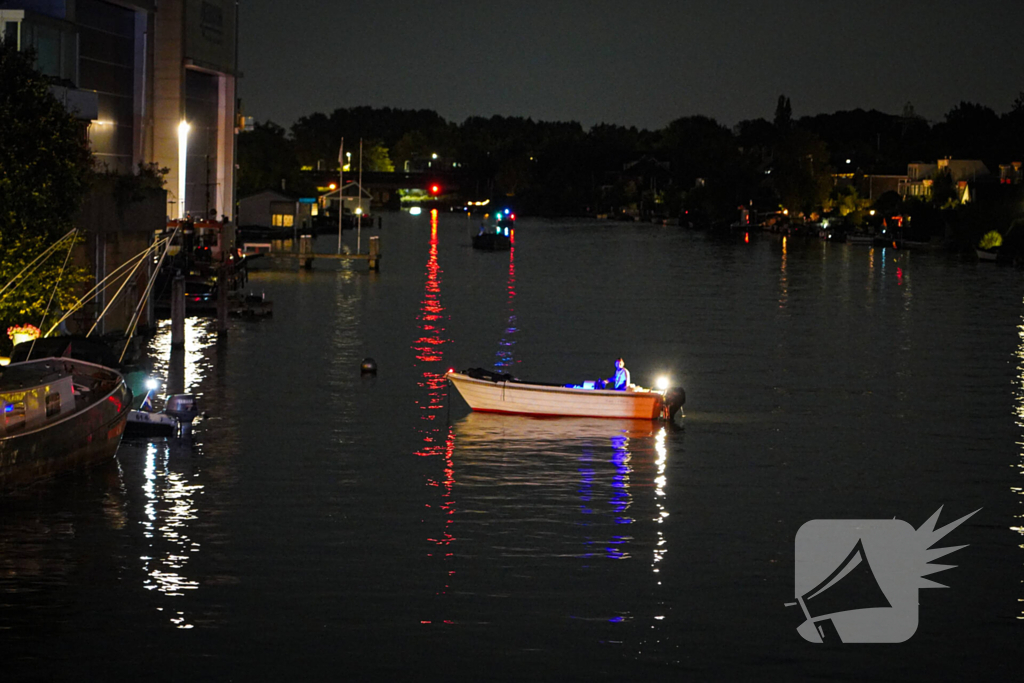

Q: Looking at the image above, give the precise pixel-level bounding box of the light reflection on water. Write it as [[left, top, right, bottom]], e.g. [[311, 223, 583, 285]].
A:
[[449, 412, 668, 625], [133, 317, 214, 628], [415, 210, 458, 610], [140, 440, 202, 627], [450, 413, 659, 557], [1015, 299, 1024, 620], [145, 316, 217, 397]]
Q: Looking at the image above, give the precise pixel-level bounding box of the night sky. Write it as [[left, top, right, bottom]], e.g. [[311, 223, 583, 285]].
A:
[[239, 0, 1024, 130]]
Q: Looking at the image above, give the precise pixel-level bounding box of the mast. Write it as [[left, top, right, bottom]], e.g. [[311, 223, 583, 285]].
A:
[[357, 138, 363, 254], [337, 138, 344, 254]]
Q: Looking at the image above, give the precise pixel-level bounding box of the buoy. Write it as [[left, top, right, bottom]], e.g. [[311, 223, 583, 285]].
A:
[[360, 358, 378, 374]]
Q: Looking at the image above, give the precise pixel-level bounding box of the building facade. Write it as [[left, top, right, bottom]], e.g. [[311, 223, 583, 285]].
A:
[[1, 0, 238, 334], [0, 0, 238, 220]]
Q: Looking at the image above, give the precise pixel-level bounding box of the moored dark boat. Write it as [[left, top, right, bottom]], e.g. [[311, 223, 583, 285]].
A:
[[0, 357, 132, 489], [472, 210, 515, 250]]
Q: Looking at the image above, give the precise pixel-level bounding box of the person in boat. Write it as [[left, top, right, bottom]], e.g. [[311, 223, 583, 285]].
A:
[[603, 358, 630, 390]]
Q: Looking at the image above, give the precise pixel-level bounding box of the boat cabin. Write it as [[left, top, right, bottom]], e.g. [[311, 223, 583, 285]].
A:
[[160, 218, 233, 262], [0, 361, 77, 436]]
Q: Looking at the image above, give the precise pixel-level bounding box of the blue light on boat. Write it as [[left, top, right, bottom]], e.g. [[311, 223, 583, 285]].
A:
[[504, 209, 510, 215], [504, 228, 509, 236]]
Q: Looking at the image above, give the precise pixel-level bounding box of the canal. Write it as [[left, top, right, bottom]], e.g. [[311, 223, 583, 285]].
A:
[[2, 211, 1021, 680]]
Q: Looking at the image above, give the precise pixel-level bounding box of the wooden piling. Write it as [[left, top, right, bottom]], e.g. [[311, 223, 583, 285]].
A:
[[299, 234, 314, 269], [171, 274, 185, 348], [216, 265, 228, 335], [168, 348, 185, 395], [369, 235, 380, 271]]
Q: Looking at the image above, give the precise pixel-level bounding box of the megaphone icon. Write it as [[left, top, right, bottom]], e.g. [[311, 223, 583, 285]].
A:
[[791, 538, 891, 643], [791, 509, 978, 644]]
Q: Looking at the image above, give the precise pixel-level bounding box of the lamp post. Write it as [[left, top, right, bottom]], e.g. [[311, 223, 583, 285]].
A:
[[178, 120, 190, 219]]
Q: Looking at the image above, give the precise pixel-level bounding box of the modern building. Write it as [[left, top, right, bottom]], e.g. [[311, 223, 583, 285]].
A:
[[0, 0, 238, 220], [1, 0, 238, 334]]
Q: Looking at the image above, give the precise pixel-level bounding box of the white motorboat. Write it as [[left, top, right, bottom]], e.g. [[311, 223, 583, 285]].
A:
[[446, 368, 685, 420], [126, 391, 199, 438]]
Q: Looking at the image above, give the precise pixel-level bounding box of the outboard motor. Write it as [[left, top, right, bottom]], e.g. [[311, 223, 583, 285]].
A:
[[165, 394, 199, 437], [662, 387, 686, 420]]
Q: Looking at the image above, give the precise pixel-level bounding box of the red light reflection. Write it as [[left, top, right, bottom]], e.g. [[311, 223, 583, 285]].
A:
[[411, 212, 458, 611]]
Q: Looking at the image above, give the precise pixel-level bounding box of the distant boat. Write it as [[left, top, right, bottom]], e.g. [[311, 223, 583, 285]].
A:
[[845, 233, 875, 245], [976, 248, 999, 262], [1, 357, 132, 489], [473, 211, 515, 250], [446, 368, 685, 420]]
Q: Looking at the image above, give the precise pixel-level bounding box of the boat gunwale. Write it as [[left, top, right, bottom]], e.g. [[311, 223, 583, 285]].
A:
[[446, 371, 665, 399]]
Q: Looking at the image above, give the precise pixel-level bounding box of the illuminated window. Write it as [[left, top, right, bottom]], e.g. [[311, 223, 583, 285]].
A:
[[271, 214, 294, 227], [46, 392, 60, 417], [4, 401, 25, 432]]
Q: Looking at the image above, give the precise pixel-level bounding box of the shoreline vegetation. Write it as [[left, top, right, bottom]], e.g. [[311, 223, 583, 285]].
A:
[[240, 95, 1024, 254]]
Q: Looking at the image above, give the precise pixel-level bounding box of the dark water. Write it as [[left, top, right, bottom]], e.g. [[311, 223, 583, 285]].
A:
[[2, 212, 1022, 680]]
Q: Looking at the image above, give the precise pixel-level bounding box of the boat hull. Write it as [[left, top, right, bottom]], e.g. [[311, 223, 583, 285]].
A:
[[472, 233, 512, 250], [447, 372, 665, 420], [0, 370, 131, 490]]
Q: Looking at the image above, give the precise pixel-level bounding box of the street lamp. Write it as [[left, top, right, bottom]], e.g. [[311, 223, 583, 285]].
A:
[[178, 120, 190, 219]]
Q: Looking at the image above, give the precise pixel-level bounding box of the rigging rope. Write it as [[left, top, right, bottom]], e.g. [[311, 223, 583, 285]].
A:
[[26, 230, 78, 361]]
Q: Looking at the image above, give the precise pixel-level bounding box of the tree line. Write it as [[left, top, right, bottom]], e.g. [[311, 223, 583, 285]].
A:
[[239, 95, 1024, 223]]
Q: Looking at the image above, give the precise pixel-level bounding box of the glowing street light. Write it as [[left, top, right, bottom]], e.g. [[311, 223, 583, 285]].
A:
[[177, 120, 190, 219]]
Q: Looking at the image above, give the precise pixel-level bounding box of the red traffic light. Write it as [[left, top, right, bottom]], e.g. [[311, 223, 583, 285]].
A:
[[429, 184, 441, 195]]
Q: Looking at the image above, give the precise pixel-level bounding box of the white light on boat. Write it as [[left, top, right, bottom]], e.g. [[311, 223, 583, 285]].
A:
[[410, 206, 422, 215], [146, 379, 159, 391], [656, 376, 670, 391]]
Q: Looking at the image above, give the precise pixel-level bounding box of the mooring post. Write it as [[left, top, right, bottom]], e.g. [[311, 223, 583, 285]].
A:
[[369, 235, 380, 271], [216, 264, 229, 335], [299, 234, 314, 270], [171, 274, 185, 348]]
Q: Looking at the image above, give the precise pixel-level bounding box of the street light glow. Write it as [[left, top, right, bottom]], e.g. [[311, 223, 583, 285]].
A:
[[177, 120, 190, 219]]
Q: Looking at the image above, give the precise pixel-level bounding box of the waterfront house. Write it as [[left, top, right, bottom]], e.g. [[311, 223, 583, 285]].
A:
[[238, 190, 316, 232], [900, 159, 989, 201]]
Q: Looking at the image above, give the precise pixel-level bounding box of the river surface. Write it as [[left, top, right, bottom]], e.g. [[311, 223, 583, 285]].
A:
[[2, 211, 1022, 680]]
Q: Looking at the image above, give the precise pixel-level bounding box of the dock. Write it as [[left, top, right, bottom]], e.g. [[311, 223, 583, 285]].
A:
[[241, 234, 381, 271]]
